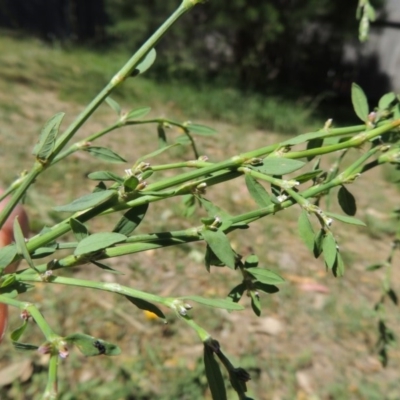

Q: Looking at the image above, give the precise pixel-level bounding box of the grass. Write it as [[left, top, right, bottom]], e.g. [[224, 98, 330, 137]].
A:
[[0, 32, 400, 399], [0, 33, 321, 134]]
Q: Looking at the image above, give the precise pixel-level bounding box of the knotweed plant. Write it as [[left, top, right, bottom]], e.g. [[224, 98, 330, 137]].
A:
[[0, 1, 398, 399]]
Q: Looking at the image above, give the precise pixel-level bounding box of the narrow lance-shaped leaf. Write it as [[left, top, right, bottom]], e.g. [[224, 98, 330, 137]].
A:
[[0, 245, 17, 272], [125, 295, 166, 320], [32, 112, 65, 160], [314, 229, 324, 258], [105, 97, 121, 116], [306, 138, 324, 161], [256, 158, 305, 175], [201, 228, 236, 269], [226, 283, 246, 303], [54, 190, 116, 212], [244, 254, 259, 268], [205, 245, 226, 271], [203, 345, 227, 400], [246, 268, 285, 285], [298, 210, 315, 252], [13, 217, 37, 272], [136, 143, 180, 164], [70, 218, 89, 241], [126, 107, 151, 120], [10, 320, 28, 342], [250, 291, 261, 316], [157, 123, 167, 148], [333, 252, 345, 277], [254, 281, 279, 294], [378, 92, 396, 110], [87, 171, 124, 183], [351, 83, 369, 122], [322, 232, 337, 270], [325, 211, 365, 226], [84, 146, 127, 163], [245, 175, 272, 207], [186, 123, 217, 136], [74, 232, 127, 256], [131, 48, 157, 76], [66, 333, 121, 356], [91, 260, 123, 275], [113, 204, 149, 236], [182, 296, 244, 311], [338, 185, 357, 216]]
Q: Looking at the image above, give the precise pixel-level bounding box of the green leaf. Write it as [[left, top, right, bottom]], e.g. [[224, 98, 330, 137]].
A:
[[136, 143, 180, 163], [280, 131, 324, 146], [244, 254, 259, 269], [32, 112, 64, 160], [338, 186, 357, 216], [186, 123, 217, 136], [91, 260, 123, 275], [325, 212, 365, 226], [250, 291, 261, 316], [70, 218, 89, 241], [298, 211, 315, 252], [257, 158, 305, 175], [182, 296, 244, 311], [198, 197, 231, 220], [13, 218, 36, 271], [113, 204, 149, 236], [245, 175, 272, 207], [387, 288, 398, 306], [123, 175, 139, 191], [294, 170, 323, 184], [227, 283, 246, 303], [87, 171, 124, 183], [132, 48, 157, 76], [203, 345, 227, 400], [54, 190, 116, 212], [31, 246, 57, 259], [378, 92, 396, 110], [74, 232, 127, 256], [126, 107, 151, 120], [12, 342, 38, 351], [10, 320, 28, 342], [351, 83, 369, 122], [182, 194, 196, 217], [254, 281, 279, 294], [66, 333, 121, 356], [205, 245, 226, 271], [246, 268, 285, 285], [313, 229, 324, 258], [366, 263, 385, 271], [201, 228, 236, 269], [125, 296, 166, 320], [333, 252, 345, 277], [105, 97, 121, 115], [84, 146, 127, 163], [0, 245, 17, 272], [157, 123, 167, 148], [306, 138, 323, 161], [322, 232, 337, 269], [175, 135, 191, 145]]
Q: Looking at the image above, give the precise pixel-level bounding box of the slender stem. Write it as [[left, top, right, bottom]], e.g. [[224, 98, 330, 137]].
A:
[[42, 354, 59, 400]]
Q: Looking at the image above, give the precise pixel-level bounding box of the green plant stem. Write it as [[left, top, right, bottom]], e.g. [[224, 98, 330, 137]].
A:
[[0, 295, 57, 340], [10, 121, 399, 264], [42, 354, 59, 400], [17, 275, 173, 307]]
